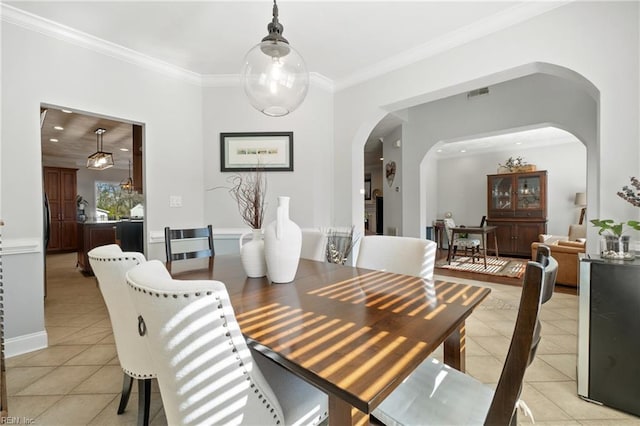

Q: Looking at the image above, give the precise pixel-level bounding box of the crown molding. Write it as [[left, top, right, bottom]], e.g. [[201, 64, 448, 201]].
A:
[[201, 74, 242, 87], [3, 3, 335, 92], [310, 72, 335, 92], [334, 1, 572, 91], [2, 1, 569, 94], [1, 3, 202, 86]]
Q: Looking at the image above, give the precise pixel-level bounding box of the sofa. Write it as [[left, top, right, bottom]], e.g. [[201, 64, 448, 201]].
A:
[[531, 224, 586, 287]]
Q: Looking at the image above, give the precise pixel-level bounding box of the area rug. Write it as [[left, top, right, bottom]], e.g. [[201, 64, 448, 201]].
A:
[[436, 256, 526, 278]]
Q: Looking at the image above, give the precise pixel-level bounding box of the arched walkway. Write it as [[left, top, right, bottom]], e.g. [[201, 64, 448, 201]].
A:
[[357, 62, 599, 252]]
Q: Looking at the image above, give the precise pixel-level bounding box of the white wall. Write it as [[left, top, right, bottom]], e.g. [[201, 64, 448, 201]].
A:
[[202, 85, 334, 231], [436, 142, 586, 236], [1, 21, 204, 355], [382, 126, 403, 235], [334, 2, 639, 251], [404, 72, 596, 238]]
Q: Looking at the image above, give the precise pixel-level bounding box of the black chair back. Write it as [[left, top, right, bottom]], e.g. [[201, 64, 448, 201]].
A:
[[485, 252, 557, 425], [164, 225, 215, 265]]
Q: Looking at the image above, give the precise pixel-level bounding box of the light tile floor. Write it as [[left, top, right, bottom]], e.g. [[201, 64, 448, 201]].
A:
[[5, 253, 640, 425]]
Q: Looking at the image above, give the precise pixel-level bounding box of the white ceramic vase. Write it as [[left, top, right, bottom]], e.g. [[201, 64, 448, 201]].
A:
[[239, 229, 267, 277], [264, 196, 302, 283]]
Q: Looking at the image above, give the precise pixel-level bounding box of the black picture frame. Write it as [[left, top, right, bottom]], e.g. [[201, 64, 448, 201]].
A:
[[220, 132, 293, 172]]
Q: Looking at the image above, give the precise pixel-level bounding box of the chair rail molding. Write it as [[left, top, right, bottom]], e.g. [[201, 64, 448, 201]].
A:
[[1, 238, 41, 255]]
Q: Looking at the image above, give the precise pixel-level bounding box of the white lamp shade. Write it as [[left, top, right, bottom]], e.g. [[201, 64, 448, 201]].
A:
[[241, 40, 309, 117], [574, 192, 587, 206]]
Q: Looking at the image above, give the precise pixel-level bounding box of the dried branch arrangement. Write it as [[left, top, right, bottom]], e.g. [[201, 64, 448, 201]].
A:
[[618, 176, 640, 207], [325, 226, 359, 265], [228, 167, 267, 229]]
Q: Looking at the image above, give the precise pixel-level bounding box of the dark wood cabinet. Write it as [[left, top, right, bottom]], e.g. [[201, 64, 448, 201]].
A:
[[486, 171, 547, 257], [77, 222, 117, 275], [44, 167, 78, 252], [132, 124, 143, 194]]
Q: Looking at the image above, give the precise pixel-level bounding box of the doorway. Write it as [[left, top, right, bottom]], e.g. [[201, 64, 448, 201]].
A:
[[40, 105, 145, 293]]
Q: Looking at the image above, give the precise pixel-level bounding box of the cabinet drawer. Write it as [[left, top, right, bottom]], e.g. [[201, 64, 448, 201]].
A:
[[490, 210, 514, 218], [514, 209, 543, 218]]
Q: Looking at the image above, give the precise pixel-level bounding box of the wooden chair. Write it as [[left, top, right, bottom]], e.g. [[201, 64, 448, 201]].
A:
[[88, 244, 153, 426], [372, 253, 558, 425], [443, 217, 481, 262], [164, 225, 214, 269], [356, 235, 437, 279], [126, 260, 328, 426]]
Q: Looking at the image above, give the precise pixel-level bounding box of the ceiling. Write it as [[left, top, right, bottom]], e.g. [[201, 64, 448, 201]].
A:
[[41, 107, 133, 169], [7, 1, 563, 87], [433, 126, 580, 158], [364, 121, 580, 166]]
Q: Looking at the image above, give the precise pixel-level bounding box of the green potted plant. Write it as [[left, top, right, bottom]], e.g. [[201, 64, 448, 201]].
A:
[[76, 195, 89, 222], [590, 176, 640, 260]]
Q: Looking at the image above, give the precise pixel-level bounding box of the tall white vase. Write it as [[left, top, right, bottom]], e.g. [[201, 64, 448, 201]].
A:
[[264, 196, 302, 283], [239, 229, 267, 277]]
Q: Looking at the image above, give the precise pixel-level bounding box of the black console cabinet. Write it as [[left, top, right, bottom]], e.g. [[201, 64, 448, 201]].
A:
[[578, 256, 640, 417]]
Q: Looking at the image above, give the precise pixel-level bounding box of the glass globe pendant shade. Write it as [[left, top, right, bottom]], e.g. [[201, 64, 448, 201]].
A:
[[242, 40, 309, 117]]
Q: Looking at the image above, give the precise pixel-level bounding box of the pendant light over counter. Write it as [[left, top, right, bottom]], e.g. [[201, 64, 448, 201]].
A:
[[120, 160, 134, 193], [241, 0, 309, 117], [87, 128, 114, 170]]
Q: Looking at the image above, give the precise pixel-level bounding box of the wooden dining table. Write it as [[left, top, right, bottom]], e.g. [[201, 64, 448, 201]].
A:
[[170, 255, 491, 425]]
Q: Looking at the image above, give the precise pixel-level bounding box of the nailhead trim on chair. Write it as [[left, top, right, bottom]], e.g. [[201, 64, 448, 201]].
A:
[[122, 368, 153, 379], [89, 254, 153, 380], [127, 282, 284, 425], [88, 255, 143, 264]]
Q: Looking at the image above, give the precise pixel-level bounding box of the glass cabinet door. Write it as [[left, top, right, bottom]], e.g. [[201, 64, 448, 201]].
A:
[[490, 176, 513, 210], [516, 175, 541, 209]]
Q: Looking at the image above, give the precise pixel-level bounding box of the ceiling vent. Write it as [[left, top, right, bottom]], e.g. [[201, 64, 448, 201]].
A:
[[467, 87, 490, 99]]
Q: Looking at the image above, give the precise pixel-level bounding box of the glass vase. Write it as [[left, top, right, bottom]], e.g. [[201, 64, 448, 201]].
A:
[[600, 235, 635, 260]]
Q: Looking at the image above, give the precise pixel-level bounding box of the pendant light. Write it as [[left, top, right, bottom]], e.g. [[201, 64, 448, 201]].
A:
[[120, 160, 134, 193], [241, 0, 309, 117], [87, 128, 114, 170]]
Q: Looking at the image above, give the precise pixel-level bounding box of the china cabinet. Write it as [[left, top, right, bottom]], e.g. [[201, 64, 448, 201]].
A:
[[486, 171, 547, 257]]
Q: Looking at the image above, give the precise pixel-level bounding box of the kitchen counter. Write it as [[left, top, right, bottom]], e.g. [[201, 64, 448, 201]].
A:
[[77, 220, 144, 275], [78, 219, 143, 224]]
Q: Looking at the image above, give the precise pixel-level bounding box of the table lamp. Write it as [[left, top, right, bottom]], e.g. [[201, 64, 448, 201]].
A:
[[574, 192, 587, 224]]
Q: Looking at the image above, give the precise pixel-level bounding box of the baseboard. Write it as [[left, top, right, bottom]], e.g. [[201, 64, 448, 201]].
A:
[[5, 331, 48, 358]]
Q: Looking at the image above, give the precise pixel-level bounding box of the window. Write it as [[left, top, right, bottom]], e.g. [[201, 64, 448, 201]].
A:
[[95, 181, 143, 220]]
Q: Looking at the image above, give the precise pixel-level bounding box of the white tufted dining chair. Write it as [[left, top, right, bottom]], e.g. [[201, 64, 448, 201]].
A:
[[126, 260, 328, 426], [355, 235, 437, 279], [300, 229, 328, 262], [88, 244, 154, 426]]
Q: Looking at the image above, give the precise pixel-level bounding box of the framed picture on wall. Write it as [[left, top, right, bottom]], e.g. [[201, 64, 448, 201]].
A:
[[220, 132, 293, 172]]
